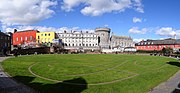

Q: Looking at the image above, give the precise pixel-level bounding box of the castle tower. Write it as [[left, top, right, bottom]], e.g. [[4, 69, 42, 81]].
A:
[[95, 27, 111, 49]]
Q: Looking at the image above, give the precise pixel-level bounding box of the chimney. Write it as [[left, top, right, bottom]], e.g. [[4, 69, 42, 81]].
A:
[[174, 34, 176, 39], [14, 29, 17, 33]]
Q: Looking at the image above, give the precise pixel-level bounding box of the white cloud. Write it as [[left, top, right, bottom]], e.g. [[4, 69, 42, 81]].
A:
[[133, 17, 142, 23], [156, 27, 176, 37], [104, 24, 109, 27], [0, 0, 57, 26], [133, 0, 144, 13], [133, 38, 145, 43], [128, 27, 148, 34], [3, 26, 95, 33], [61, 0, 144, 16]]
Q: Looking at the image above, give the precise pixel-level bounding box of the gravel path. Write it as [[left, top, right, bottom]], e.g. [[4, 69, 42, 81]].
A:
[[148, 70, 180, 93], [0, 57, 38, 93]]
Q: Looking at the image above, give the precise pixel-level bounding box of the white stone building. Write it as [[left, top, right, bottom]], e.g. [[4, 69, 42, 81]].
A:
[[110, 35, 134, 49], [57, 28, 135, 51], [57, 31, 99, 50]]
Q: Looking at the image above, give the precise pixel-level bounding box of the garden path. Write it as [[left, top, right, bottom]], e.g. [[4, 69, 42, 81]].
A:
[[0, 57, 38, 93]]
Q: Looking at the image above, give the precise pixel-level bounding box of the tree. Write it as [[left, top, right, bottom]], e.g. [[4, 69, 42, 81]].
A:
[[162, 47, 173, 56]]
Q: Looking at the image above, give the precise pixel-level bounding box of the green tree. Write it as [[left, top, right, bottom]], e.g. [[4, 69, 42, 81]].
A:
[[162, 47, 173, 56]]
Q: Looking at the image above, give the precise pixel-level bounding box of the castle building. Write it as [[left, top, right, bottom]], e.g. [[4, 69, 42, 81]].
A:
[[95, 28, 111, 49], [110, 35, 134, 48], [57, 31, 99, 50], [57, 27, 134, 50], [36, 32, 57, 46]]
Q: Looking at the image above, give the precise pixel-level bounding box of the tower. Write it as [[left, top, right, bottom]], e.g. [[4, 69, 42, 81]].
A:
[[95, 27, 111, 49]]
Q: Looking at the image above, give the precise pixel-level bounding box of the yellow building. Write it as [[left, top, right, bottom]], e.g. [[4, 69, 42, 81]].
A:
[[36, 32, 56, 46]]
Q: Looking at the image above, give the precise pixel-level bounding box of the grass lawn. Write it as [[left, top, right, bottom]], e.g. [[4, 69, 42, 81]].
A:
[[1, 54, 180, 93]]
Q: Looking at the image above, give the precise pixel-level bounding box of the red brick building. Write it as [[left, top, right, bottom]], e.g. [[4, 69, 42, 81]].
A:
[[135, 38, 180, 51], [13, 29, 39, 46]]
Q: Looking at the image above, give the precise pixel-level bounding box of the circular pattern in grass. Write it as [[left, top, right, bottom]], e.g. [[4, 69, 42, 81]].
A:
[[2, 54, 180, 93]]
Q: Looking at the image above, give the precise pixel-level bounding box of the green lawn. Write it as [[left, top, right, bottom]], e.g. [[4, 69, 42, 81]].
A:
[[2, 54, 180, 93]]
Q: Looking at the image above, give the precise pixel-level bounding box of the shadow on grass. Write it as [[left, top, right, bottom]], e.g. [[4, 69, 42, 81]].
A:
[[13, 76, 88, 93], [167, 61, 180, 67]]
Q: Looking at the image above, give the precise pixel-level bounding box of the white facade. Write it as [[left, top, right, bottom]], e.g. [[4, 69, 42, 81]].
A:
[[57, 31, 99, 50], [56, 28, 135, 51], [110, 35, 134, 49]]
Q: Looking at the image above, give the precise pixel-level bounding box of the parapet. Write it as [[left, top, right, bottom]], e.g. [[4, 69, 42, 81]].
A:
[[95, 27, 111, 32]]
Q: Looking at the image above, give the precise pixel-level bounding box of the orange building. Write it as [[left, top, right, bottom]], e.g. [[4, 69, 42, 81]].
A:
[[12, 29, 39, 46]]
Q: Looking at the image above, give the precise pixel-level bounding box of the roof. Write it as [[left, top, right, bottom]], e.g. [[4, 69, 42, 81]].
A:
[[136, 38, 180, 46], [95, 27, 111, 32], [111, 35, 131, 39], [0, 32, 9, 36], [111, 35, 132, 39], [14, 30, 39, 33]]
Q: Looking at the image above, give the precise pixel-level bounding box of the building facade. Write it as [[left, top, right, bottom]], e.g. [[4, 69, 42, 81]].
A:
[[57, 31, 99, 50], [12, 29, 39, 47], [95, 28, 111, 49], [110, 35, 134, 48], [135, 39, 180, 51], [57, 27, 134, 50], [0, 31, 11, 53], [36, 32, 56, 46]]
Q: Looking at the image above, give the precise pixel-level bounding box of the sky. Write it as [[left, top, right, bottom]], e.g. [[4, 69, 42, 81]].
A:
[[0, 0, 180, 42]]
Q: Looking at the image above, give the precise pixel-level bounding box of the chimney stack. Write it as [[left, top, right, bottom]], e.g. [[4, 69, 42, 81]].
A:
[[174, 34, 176, 39], [14, 29, 17, 33]]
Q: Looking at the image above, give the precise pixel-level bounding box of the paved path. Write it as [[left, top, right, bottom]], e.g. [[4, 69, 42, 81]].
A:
[[0, 57, 38, 93], [148, 70, 180, 93]]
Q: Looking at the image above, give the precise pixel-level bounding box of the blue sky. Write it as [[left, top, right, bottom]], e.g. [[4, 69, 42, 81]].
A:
[[0, 0, 180, 42]]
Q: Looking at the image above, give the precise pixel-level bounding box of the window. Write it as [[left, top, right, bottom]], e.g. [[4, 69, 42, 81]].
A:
[[16, 37, 18, 41], [38, 40, 40, 43], [41, 34, 43, 36], [30, 36, 32, 41], [38, 36, 40, 39], [42, 38, 44, 43], [48, 34, 50, 36], [21, 37, 23, 41], [25, 37, 28, 41]]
